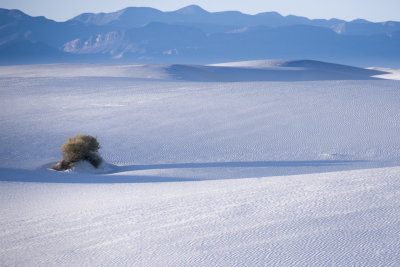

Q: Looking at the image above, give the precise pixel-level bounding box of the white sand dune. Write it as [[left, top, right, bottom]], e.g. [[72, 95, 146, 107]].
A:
[[0, 62, 400, 265], [1, 167, 400, 266], [369, 67, 400, 80], [0, 59, 396, 82], [1, 64, 399, 170]]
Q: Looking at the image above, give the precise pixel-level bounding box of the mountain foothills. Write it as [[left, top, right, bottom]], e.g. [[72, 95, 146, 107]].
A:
[[1, 5, 400, 66]]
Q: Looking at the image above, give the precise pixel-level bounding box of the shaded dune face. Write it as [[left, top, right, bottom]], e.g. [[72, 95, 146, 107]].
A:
[[168, 60, 389, 82]]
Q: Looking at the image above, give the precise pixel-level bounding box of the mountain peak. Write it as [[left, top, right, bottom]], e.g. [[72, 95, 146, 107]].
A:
[[0, 8, 30, 22], [256, 11, 282, 18], [176, 5, 208, 15], [120, 6, 161, 14], [351, 18, 370, 24]]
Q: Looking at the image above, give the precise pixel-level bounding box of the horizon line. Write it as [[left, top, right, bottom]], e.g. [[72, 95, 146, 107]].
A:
[[1, 4, 398, 24]]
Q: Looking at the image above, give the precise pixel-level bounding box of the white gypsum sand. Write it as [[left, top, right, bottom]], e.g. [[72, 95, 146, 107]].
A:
[[1, 167, 400, 266], [0, 62, 399, 266]]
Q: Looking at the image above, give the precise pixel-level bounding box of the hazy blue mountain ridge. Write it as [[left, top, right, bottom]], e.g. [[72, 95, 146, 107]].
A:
[[1, 6, 399, 66], [70, 5, 400, 35]]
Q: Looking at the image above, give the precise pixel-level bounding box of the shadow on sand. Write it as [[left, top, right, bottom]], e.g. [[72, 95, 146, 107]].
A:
[[116, 160, 364, 172], [0, 160, 371, 184]]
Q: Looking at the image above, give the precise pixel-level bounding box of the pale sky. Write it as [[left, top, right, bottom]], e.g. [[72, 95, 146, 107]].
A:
[[1, 0, 399, 22]]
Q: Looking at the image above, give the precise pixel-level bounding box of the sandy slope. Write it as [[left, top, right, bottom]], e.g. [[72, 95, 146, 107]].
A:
[[1, 67, 399, 171], [0, 62, 400, 265], [0, 60, 397, 81], [1, 167, 400, 266]]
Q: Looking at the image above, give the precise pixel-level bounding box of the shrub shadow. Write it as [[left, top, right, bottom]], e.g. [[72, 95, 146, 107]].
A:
[[116, 160, 366, 172], [0, 160, 374, 184]]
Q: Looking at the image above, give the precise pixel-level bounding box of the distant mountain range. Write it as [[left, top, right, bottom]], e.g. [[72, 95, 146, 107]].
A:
[[1, 5, 400, 67]]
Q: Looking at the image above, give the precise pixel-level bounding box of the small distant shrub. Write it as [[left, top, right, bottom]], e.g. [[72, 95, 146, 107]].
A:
[[51, 134, 103, 171]]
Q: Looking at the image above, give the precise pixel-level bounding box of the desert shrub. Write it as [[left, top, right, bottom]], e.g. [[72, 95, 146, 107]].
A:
[[51, 134, 103, 171], [62, 134, 100, 162]]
